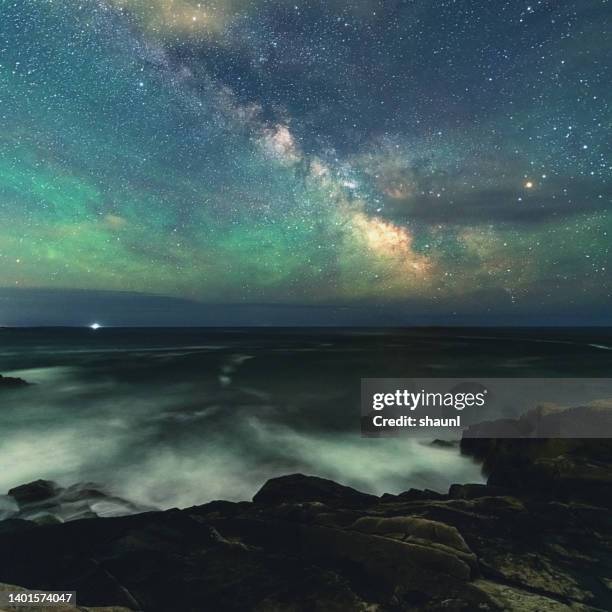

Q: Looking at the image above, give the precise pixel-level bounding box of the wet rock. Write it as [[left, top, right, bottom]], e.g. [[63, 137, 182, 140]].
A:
[[489, 453, 612, 507], [8, 481, 60, 506], [460, 408, 612, 507], [350, 516, 472, 555], [4, 481, 154, 524], [253, 474, 378, 507], [448, 483, 510, 499], [380, 488, 447, 503], [0, 374, 29, 390], [430, 439, 460, 449], [461, 406, 612, 472]]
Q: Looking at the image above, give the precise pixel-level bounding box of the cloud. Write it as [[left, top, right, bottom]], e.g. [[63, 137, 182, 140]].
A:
[[381, 179, 611, 224], [358, 147, 611, 225]]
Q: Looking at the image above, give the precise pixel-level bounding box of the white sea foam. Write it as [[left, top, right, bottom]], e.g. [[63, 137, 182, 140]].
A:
[[0, 370, 483, 510]]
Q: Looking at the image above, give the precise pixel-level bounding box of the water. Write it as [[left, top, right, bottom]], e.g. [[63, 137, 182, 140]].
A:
[[1, 327, 611, 510]]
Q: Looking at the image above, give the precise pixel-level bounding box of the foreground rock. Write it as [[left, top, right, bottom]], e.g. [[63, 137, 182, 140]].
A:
[[1, 458, 611, 611], [1, 422, 611, 611], [461, 404, 612, 508]]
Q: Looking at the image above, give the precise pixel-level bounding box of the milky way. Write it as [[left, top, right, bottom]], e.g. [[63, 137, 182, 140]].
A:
[[0, 1, 610, 323]]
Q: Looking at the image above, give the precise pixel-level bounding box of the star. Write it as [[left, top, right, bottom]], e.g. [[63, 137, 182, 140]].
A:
[[0, 0, 607, 324]]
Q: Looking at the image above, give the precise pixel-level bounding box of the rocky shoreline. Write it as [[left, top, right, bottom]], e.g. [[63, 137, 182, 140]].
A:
[[1, 408, 611, 611]]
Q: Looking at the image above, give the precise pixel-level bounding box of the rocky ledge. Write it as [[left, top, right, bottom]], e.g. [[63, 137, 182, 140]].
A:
[[1, 436, 611, 610]]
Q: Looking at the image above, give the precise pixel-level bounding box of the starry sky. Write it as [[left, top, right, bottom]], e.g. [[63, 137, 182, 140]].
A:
[[0, 0, 610, 325]]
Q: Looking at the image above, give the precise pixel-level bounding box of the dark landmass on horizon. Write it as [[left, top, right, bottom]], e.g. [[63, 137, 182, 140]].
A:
[[1, 288, 611, 327]]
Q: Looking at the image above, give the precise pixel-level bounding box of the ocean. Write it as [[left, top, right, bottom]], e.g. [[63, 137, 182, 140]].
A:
[[1, 327, 611, 511]]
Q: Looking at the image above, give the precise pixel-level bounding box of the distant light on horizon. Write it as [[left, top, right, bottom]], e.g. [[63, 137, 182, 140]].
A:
[[89, 323, 101, 330]]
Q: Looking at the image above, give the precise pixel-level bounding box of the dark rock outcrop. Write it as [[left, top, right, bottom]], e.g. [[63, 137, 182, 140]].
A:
[[460, 405, 612, 508], [0, 373, 28, 389], [463, 403, 612, 440], [8, 480, 61, 506], [1, 413, 612, 611], [253, 473, 378, 507], [1, 451, 611, 611], [0, 480, 154, 524]]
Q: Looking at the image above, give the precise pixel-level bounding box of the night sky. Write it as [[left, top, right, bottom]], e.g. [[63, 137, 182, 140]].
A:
[[0, 1, 610, 325]]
